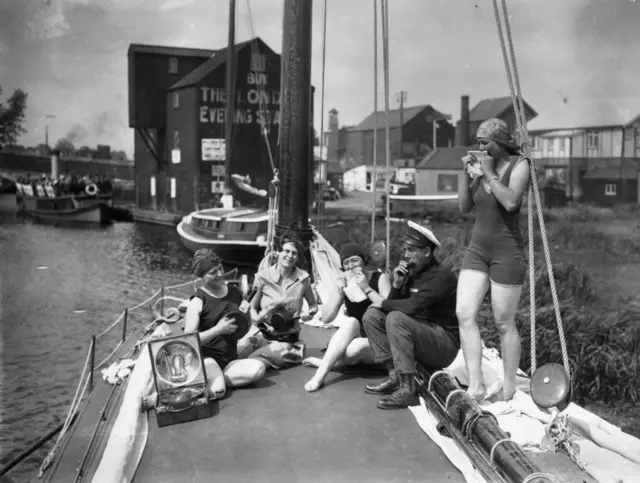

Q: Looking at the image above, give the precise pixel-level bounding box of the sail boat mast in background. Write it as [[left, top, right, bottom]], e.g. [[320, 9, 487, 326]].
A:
[[223, 0, 237, 207]]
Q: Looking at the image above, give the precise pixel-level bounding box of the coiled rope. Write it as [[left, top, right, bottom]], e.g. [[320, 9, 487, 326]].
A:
[[491, 0, 570, 378]]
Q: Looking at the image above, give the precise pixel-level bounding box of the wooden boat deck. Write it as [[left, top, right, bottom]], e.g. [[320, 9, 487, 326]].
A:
[[43, 324, 464, 483]]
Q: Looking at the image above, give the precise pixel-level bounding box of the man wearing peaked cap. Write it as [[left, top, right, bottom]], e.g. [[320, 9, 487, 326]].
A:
[[361, 221, 460, 410]]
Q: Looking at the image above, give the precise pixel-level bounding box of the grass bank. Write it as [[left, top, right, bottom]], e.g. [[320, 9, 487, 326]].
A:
[[320, 203, 640, 436]]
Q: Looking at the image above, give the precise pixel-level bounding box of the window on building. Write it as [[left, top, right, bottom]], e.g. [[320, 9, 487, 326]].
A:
[[437, 174, 458, 192], [587, 130, 599, 149], [173, 91, 179, 108], [173, 129, 180, 150], [150, 175, 156, 197], [533, 136, 541, 150], [169, 57, 178, 74], [251, 53, 266, 72], [635, 126, 640, 148], [170, 177, 177, 199], [605, 183, 617, 196], [546, 138, 555, 156]]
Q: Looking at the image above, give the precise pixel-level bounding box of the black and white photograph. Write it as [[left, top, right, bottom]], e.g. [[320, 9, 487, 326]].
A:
[[1, 0, 640, 482]]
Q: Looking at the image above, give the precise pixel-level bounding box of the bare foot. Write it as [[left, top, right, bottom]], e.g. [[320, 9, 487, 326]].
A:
[[466, 383, 487, 402], [302, 357, 322, 368], [493, 388, 515, 402], [304, 374, 325, 392]]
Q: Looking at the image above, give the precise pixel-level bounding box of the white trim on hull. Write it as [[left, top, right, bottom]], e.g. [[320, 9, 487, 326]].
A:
[[176, 220, 267, 266]]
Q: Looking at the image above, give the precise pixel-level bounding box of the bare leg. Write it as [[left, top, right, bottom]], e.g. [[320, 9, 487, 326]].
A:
[[304, 317, 360, 392], [223, 359, 267, 388], [303, 339, 374, 370], [456, 270, 490, 401], [490, 282, 523, 401]]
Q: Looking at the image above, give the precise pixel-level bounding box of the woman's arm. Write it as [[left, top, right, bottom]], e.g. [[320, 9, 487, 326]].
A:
[[249, 286, 264, 324], [185, 297, 222, 345], [363, 271, 392, 306], [458, 170, 475, 214], [487, 158, 530, 212]]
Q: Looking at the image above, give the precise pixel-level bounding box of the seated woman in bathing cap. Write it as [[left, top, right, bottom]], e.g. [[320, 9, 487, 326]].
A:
[[303, 241, 391, 392], [237, 232, 319, 370], [185, 248, 266, 389]]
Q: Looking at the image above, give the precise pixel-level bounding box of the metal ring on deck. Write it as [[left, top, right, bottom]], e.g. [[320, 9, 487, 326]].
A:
[[427, 370, 449, 393], [521, 472, 555, 483], [489, 438, 512, 465], [444, 389, 467, 412]]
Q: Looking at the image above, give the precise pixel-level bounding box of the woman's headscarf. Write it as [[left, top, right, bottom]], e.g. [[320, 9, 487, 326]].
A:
[[476, 118, 522, 155], [191, 248, 223, 278]]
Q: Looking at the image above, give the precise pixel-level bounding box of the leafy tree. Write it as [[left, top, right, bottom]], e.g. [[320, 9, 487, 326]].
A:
[[0, 86, 28, 147]]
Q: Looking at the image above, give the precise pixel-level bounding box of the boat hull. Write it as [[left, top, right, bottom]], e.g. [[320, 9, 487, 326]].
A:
[[176, 207, 269, 267], [177, 220, 267, 267], [17, 194, 111, 225]]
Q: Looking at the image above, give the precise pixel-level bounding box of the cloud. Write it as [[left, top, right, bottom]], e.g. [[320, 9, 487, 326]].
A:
[[159, 0, 197, 12]]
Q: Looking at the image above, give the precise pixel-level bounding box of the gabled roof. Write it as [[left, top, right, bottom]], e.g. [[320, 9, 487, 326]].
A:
[[351, 105, 451, 131], [416, 147, 470, 170], [528, 97, 640, 132], [169, 37, 273, 90], [468, 96, 537, 122], [127, 43, 215, 58]]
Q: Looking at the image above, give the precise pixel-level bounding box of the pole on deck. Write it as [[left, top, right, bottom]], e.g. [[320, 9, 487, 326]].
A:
[[274, 0, 314, 271]]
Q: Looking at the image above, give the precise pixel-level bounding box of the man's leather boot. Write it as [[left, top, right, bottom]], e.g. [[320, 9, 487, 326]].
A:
[[377, 373, 419, 409], [364, 360, 398, 395]]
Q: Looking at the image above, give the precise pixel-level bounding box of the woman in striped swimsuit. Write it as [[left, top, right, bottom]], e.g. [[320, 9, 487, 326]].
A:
[[456, 118, 531, 402]]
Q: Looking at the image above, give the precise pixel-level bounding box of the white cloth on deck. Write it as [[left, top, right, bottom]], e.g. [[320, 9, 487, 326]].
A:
[[410, 347, 640, 483], [91, 323, 171, 483]]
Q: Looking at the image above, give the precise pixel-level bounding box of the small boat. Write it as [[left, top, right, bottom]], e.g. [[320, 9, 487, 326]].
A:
[[176, 206, 269, 266], [16, 192, 111, 225]]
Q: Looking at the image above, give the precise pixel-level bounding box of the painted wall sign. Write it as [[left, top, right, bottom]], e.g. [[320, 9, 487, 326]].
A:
[[202, 138, 226, 161]]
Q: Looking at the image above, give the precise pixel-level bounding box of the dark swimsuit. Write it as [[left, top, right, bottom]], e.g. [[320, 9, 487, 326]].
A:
[[460, 157, 528, 286], [343, 270, 382, 336]]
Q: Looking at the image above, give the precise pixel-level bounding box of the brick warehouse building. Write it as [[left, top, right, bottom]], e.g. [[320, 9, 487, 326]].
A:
[[128, 37, 285, 212]]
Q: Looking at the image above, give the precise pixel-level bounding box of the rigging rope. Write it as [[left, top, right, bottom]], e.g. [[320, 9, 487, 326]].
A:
[[245, 0, 277, 176], [371, 0, 379, 245], [491, 0, 570, 378], [380, 0, 391, 271], [316, 0, 329, 234]]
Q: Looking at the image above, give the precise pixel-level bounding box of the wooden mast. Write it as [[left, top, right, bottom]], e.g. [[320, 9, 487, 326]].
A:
[[224, 0, 236, 198], [274, 0, 314, 268]]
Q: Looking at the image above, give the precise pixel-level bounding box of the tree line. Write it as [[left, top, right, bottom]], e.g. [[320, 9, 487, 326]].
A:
[[0, 84, 130, 161]]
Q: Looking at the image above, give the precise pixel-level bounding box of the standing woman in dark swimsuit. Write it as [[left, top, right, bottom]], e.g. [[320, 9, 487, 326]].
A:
[[303, 242, 391, 392], [456, 118, 531, 402]]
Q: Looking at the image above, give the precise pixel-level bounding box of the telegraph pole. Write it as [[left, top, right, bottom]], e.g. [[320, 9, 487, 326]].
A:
[[275, 0, 314, 270], [396, 90, 407, 158]]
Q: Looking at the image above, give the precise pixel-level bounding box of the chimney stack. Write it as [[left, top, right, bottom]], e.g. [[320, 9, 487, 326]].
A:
[[328, 108, 339, 132], [458, 95, 470, 147]]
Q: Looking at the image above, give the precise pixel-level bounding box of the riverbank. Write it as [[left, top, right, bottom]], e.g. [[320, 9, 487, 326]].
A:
[[321, 201, 640, 438]]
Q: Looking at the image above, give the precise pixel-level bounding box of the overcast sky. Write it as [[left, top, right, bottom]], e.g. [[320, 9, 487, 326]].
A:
[[1, 0, 639, 157]]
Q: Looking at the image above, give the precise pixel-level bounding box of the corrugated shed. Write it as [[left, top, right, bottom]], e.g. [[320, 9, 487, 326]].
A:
[[352, 105, 450, 131], [528, 97, 640, 132]]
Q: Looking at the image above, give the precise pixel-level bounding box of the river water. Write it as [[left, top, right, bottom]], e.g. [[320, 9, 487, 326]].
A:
[[0, 195, 204, 482]]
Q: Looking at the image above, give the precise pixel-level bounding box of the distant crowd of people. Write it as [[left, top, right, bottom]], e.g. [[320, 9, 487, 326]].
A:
[[15, 173, 113, 198]]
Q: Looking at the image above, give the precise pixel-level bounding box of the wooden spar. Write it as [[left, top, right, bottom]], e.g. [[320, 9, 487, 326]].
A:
[[274, 0, 314, 268], [224, 0, 237, 192], [415, 365, 555, 483]]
